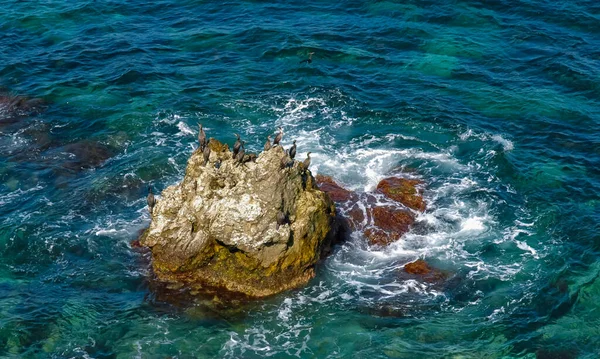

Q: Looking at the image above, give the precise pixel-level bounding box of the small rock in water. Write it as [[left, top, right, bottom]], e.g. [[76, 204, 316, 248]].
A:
[[401, 259, 448, 284], [404, 259, 432, 275], [315, 174, 422, 246], [376, 177, 426, 212], [0, 93, 45, 118]]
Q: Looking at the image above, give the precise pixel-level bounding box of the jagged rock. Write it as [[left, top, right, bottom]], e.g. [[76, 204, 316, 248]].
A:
[[140, 139, 336, 298], [315, 175, 357, 202], [364, 206, 415, 246], [376, 177, 426, 212], [315, 175, 421, 246], [347, 204, 365, 230]]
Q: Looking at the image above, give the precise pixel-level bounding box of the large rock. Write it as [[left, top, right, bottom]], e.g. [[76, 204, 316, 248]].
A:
[[140, 139, 336, 298]]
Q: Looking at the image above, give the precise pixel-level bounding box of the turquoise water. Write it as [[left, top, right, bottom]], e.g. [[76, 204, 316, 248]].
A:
[[1, 0, 599, 357]]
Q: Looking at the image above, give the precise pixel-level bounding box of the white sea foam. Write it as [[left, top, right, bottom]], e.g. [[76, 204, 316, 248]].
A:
[[460, 128, 513, 152], [460, 216, 487, 233], [492, 134, 514, 151], [176, 121, 195, 136], [0, 184, 44, 206]]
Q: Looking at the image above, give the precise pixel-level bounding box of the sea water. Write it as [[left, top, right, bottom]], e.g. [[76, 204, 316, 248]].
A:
[[1, 1, 599, 358]]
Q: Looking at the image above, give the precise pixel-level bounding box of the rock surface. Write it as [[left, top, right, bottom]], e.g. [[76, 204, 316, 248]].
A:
[[404, 259, 432, 275], [314, 175, 357, 202], [376, 177, 426, 212], [140, 139, 336, 298], [315, 175, 424, 246], [402, 259, 447, 284]]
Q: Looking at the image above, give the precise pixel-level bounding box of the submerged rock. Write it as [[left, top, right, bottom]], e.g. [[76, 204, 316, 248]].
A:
[[140, 139, 336, 298], [404, 259, 432, 275], [376, 177, 426, 212], [61, 140, 114, 170], [401, 259, 448, 284], [0, 93, 45, 119], [365, 206, 414, 246], [315, 175, 423, 246]]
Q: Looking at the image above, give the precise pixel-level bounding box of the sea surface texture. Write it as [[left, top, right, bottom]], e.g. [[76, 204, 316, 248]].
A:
[[1, 0, 599, 358]]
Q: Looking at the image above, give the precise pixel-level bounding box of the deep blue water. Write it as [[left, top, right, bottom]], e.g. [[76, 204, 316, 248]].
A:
[[1, 0, 600, 357]]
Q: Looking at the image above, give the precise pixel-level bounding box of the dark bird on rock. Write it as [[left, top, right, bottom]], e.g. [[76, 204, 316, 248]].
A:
[[289, 140, 297, 159], [276, 210, 287, 229], [303, 152, 311, 170], [198, 124, 207, 150], [214, 159, 221, 169], [235, 141, 245, 164], [233, 134, 241, 157], [203, 145, 211, 166], [273, 127, 283, 146], [264, 135, 272, 152], [299, 52, 315, 64], [147, 186, 156, 214]]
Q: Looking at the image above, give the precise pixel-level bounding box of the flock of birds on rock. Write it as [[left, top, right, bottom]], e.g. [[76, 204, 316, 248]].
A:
[[147, 124, 312, 216], [146, 51, 318, 215], [197, 124, 311, 170]]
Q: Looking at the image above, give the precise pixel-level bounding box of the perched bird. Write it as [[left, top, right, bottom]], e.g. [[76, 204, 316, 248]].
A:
[[203, 145, 211, 166], [264, 136, 272, 152], [299, 52, 315, 64], [214, 159, 221, 169], [233, 134, 242, 157], [302, 152, 311, 170], [235, 141, 246, 164], [276, 210, 287, 229], [198, 124, 207, 150], [273, 127, 283, 146], [289, 140, 297, 159], [147, 186, 156, 214]]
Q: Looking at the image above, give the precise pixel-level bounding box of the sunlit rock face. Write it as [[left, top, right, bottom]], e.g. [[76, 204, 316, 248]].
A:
[[141, 139, 337, 298]]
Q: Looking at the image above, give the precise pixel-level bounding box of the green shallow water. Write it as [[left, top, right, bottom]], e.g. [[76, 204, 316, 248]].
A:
[[1, 0, 599, 358]]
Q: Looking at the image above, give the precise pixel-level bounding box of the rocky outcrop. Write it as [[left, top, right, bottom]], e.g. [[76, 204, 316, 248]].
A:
[[315, 175, 425, 246], [140, 139, 336, 298]]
